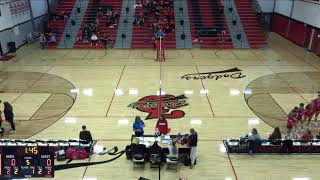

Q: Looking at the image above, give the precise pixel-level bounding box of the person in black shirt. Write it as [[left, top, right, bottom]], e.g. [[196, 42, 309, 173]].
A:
[[3, 102, 15, 133], [189, 128, 198, 168], [79, 125, 93, 143]]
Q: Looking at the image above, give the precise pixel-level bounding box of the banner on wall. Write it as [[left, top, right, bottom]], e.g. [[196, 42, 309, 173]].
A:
[[9, 0, 29, 16]]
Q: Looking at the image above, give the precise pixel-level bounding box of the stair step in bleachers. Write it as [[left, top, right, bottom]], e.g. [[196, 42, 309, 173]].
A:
[[73, 0, 122, 48], [234, 0, 267, 48], [131, 0, 176, 49], [188, 0, 233, 48], [47, 0, 76, 48]]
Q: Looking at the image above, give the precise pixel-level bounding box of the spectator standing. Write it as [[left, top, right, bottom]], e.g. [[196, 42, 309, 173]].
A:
[[39, 33, 46, 49], [49, 33, 57, 45], [155, 116, 169, 135], [188, 128, 198, 169], [90, 33, 99, 46], [3, 102, 15, 133], [133, 116, 145, 137]]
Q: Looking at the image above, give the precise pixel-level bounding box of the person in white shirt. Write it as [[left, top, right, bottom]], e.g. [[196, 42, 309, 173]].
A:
[[91, 33, 99, 46], [167, 140, 178, 160]]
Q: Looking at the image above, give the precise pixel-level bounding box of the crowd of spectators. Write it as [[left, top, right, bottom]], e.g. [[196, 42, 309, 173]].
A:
[[133, 0, 175, 44], [77, 8, 120, 47]]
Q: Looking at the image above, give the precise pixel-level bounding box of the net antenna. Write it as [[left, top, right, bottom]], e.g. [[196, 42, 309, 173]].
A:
[[157, 35, 165, 127], [157, 36, 165, 62]]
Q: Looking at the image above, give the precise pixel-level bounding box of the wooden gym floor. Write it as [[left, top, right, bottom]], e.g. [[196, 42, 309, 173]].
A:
[[1, 32, 320, 180]]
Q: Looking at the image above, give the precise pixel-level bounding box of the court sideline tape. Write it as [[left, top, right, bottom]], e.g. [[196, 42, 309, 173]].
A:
[[223, 140, 239, 180], [105, 65, 126, 117], [195, 65, 215, 117], [82, 66, 126, 179]]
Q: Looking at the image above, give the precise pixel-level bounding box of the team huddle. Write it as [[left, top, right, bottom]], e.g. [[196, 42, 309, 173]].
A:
[[287, 94, 320, 128]]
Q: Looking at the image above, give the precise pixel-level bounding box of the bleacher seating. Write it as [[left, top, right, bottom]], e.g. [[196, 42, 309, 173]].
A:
[[234, 0, 267, 48], [188, 0, 233, 48], [131, 0, 176, 49], [47, 0, 76, 48], [74, 0, 122, 48]]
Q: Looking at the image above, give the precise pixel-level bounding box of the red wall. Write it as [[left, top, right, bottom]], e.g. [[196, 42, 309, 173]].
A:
[[271, 14, 289, 37], [271, 13, 320, 56], [311, 29, 320, 56], [271, 13, 308, 47], [287, 20, 308, 46]]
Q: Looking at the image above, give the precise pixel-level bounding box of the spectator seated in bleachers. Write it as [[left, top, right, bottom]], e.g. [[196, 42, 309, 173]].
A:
[[133, 13, 144, 26], [63, 11, 69, 21], [134, 0, 143, 9]]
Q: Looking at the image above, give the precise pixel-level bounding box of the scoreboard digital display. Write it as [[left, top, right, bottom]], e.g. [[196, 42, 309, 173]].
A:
[[0, 146, 54, 178]]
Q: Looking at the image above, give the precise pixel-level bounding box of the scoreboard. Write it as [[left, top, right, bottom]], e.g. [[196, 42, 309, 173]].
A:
[[0, 146, 54, 178]]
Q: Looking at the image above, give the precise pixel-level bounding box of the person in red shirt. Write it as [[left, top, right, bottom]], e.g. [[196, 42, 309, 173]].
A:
[[155, 116, 170, 135], [304, 100, 315, 126], [314, 94, 320, 122], [296, 103, 305, 125]]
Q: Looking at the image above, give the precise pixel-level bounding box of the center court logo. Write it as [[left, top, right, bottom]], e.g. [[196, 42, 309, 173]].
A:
[[128, 94, 188, 120], [181, 67, 246, 80]]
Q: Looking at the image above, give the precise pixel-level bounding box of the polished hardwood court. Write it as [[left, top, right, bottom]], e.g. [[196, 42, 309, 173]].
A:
[[0, 32, 320, 180]]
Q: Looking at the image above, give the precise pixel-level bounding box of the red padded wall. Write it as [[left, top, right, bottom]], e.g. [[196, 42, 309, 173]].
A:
[[287, 20, 308, 47], [271, 14, 289, 37]]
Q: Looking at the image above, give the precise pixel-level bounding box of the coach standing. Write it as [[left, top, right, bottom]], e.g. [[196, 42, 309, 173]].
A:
[[189, 128, 198, 169], [3, 101, 15, 133]]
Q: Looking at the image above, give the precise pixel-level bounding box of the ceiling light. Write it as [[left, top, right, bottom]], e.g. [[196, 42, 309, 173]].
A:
[[229, 89, 240, 96], [184, 90, 194, 95], [65, 117, 77, 124], [118, 119, 129, 125], [248, 118, 260, 125], [200, 89, 209, 94], [156, 90, 166, 95], [83, 88, 93, 96], [129, 88, 138, 95], [115, 89, 124, 96], [70, 88, 79, 93], [190, 119, 202, 125]]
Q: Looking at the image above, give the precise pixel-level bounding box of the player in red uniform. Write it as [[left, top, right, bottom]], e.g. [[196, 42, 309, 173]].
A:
[[287, 107, 298, 129], [296, 103, 305, 125], [304, 100, 315, 126], [314, 94, 320, 122], [155, 116, 170, 135]]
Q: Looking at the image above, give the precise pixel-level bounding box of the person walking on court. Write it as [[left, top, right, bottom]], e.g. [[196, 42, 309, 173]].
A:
[[133, 116, 145, 137], [188, 128, 198, 169], [3, 102, 15, 133]]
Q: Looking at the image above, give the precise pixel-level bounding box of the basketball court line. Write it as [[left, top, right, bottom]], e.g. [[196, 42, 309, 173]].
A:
[[26, 93, 53, 121], [223, 140, 239, 180], [10, 66, 55, 104], [267, 66, 311, 103], [195, 65, 215, 117], [268, 93, 289, 116], [105, 65, 126, 117]]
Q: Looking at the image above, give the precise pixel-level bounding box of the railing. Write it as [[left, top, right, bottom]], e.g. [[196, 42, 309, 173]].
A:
[[251, 0, 271, 36]]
